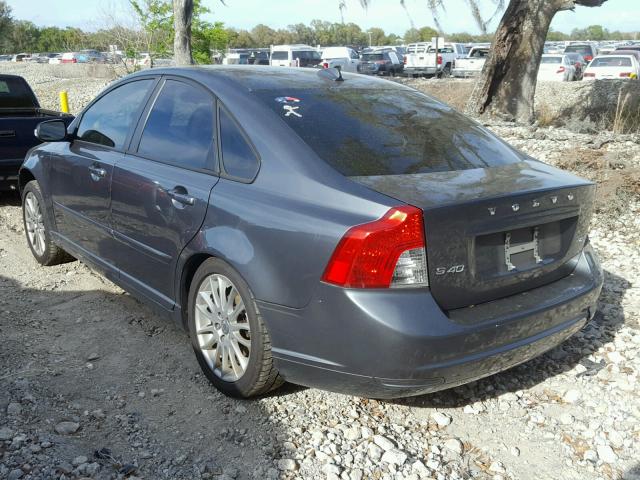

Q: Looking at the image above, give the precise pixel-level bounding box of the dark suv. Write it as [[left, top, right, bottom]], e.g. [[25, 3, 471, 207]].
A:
[[358, 51, 404, 76], [20, 67, 602, 399]]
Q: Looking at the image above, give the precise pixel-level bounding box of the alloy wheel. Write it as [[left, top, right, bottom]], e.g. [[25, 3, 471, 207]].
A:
[[24, 192, 46, 256], [194, 274, 251, 381]]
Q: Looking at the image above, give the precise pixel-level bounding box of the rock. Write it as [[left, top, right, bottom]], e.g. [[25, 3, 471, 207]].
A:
[[510, 446, 520, 457], [368, 443, 384, 462], [7, 402, 22, 416], [344, 428, 360, 441], [55, 421, 80, 435], [444, 438, 463, 455], [411, 460, 430, 477], [583, 450, 598, 463], [596, 445, 617, 463], [234, 405, 247, 414], [431, 411, 452, 427], [315, 450, 331, 463], [381, 448, 407, 466], [563, 390, 581, 404], [0, 426, 14, 441], [276, 459, 297, 471], [373, 435, 395, 451], [489, 461, 506, 473], [7, 469, 23, 480], [559, 413, 574, 425], [323, 463, 341, 476], [349, 469, 363, 480], [72, 455, 88, 466]]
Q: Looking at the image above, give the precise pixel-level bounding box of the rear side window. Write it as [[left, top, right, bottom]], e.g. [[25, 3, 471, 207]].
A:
[[362, 53, 384, 61], [0, 77, 37, 108], [219, 108, 259, 180], [77, 79, 153, 149], [138, 79, 215, 170], [256, 88, 523, 176]]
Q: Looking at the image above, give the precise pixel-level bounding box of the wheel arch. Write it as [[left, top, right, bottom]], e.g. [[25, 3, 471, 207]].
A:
[[18, 168, 36, 194]]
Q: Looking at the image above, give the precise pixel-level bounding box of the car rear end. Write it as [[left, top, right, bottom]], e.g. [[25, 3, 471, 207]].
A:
[[583, 55, 638, 80], [538, 55, 570, 81], [357, 52, 389, 75], [252, 82, 603, 398], [404, 44, 440, 76]]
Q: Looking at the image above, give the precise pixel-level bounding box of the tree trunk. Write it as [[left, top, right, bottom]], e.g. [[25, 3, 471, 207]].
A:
[[466, 0, 607, 124], [173, 0, 193, 66]]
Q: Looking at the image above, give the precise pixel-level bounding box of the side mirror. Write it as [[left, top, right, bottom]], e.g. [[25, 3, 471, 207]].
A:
[[35, 119, 68, 142]]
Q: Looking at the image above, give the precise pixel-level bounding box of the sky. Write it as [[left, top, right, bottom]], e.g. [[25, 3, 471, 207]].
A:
[[7, 0, 639, 35]]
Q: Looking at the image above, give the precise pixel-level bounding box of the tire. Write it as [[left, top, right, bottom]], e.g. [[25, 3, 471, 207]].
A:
[[21, 180, 74, 266], [187, 258, 283, 398]]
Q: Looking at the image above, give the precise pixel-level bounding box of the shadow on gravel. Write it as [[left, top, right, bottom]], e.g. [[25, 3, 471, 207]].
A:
[[390, 268, 630, 409], [0, 274, 284, 479], [0, 190, 21, 206], [625, 463, 640, 480]]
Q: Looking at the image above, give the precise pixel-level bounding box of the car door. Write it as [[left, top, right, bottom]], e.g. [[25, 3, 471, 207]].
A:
[[109, 77, 219, 309], [49, 77, 156, 266]]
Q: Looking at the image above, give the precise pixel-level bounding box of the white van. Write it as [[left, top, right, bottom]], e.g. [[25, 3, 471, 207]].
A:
[[270, 45, 322, 68]]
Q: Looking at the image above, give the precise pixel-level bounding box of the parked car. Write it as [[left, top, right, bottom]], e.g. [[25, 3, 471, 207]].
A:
[[320, 46, 360, 73], [583, 55, 640, 80], [0, 55, 12, 62], [223, 52, 249, 65], [564, 43, 597, 63], [248, 51, 270, 66], [0, 74, 73, 191], [11, 53, 30, 62], [270, 45, 321, 68], [357, 50, 403, 76], [60, 52, 84, 64], [564, 52, 587, 80], [610, 50, 640, 62], [615, 45, 640, 53], [19, 66, 603, 399], [452, 46, 490, 78], [79, 49, 107, 63], [404, 42, 463, 77], [537, 54, 577, 82]]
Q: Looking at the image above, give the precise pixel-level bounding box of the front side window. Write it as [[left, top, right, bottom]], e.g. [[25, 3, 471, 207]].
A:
[[137, 79, 215, 170], [219, 107, 259, 180], [77, 79, 153, 149]]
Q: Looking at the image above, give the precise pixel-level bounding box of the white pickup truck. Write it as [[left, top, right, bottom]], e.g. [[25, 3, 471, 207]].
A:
[[452, 46, 490, 78], [404, 42, 467, 77], [320, 47, 360, 73]]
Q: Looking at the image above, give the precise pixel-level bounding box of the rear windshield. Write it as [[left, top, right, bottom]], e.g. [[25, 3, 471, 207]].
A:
[[590, 56, 633, 67], [0, 77, 36, 108], [541, 56, 563, 64], [293, 50, 321, 60], [565, 45, 592, 55], [255, 88, 522, 176], [362, 53, 384, 61], [271, 51, 288, 60]]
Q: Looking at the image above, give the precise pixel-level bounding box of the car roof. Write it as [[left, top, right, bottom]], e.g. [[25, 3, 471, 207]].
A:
[[124, 65, 408, 96]]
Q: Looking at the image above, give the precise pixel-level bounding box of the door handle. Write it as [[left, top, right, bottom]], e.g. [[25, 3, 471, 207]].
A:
[[166, 189, 195, 206], [88, 165, 107, 181]]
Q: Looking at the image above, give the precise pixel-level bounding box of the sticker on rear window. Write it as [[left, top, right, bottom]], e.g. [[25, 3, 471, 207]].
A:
[[283, 105, 302, 118], [275, 96, 300, 104]]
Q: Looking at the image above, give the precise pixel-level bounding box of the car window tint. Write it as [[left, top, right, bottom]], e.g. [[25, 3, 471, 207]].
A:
[[77, 79, 153, 149], [256, 88, 523, 176], [0, 77, 37, 108], [138, 79, 214, 170], [219, 108, 259, 180], [590, 56, 632, 67], [271, 51, 288, 60]]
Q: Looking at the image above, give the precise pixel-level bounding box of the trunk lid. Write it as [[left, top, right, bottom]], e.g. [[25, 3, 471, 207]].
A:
[[353, 161, 596, 310]]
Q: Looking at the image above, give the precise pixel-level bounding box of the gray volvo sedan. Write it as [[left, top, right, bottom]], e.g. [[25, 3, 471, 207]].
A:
[[19, 66, 603, 398]]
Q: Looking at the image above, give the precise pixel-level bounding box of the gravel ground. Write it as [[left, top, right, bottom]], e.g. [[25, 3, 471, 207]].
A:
[[1, 63, 639, 480]]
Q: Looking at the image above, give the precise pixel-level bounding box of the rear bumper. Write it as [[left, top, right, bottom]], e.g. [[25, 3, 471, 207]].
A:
[[452, 69, 481, 78], [260, 244, 603, 398], [405, 66, 439, 75], [0, 159, 22, 191]]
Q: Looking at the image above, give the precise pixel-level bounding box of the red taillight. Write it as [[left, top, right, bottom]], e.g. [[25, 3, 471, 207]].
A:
[[619, 72, 632, 77], [322, 206, 427, 289], [585, 55, 593, 62], [556, 66, 566, 74], [322, 62, 329, 69], [437, 55, 443, 65], [584, 72, 595, 77]]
